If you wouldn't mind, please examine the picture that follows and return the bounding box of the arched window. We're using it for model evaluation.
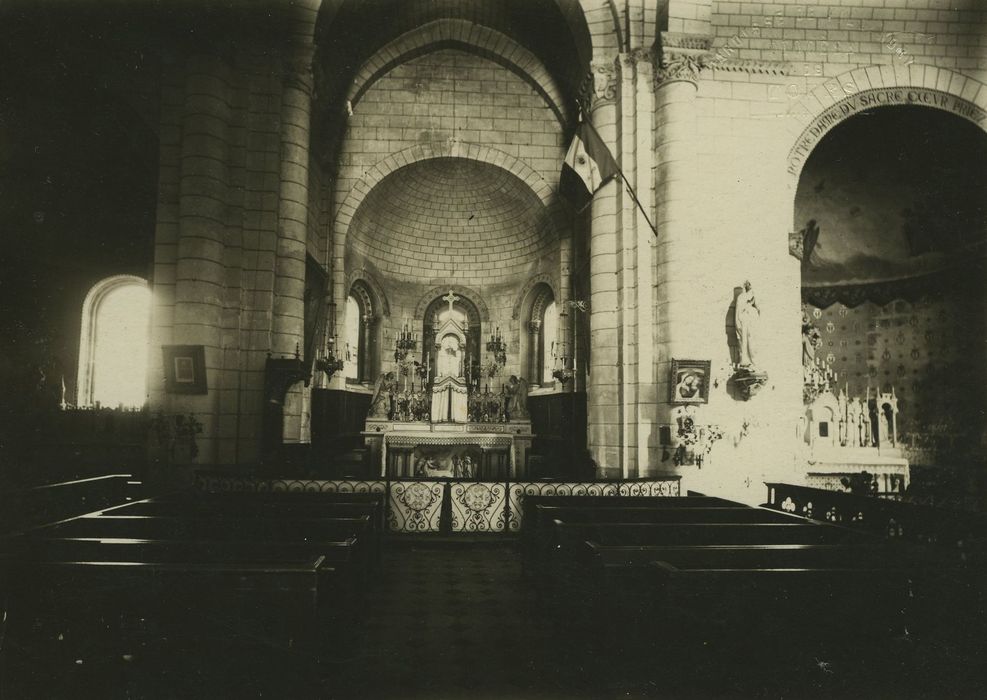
[343,295,361,380]
[524,283,556,387]
[541,300,558,384]
[343,281,378,384]
[77,275,150,409]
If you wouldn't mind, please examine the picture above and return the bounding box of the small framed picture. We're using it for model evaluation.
[162,345,207,394]
[669,359,711,404]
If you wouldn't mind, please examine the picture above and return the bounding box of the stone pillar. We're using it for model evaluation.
[653,55,702,433]
[584,58,622,478]
[274,40,315,445]
[360,314,375,382]
[528,320,542,383]
[173,53,233,465]
[632,50,659,476]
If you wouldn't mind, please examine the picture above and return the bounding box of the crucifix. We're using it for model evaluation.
[442,290,460,313]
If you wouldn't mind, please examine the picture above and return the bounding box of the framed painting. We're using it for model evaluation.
[162,345,207,394]
[669,359,711,404]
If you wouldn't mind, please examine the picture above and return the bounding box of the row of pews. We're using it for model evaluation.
[0,490,385,696]
[522,492,981,696]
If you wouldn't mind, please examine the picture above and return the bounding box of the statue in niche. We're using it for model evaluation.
[430,333,469,423]
[734,280,759,369]
[368,371,396,419]
[846,395,860,446]
[437,334,464,378]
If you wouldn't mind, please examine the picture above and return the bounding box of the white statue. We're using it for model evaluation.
[735,280,759,368]
[437,334,463,378]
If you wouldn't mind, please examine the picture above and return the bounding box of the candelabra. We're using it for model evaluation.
[315,303,344,378]
[486,326,506,366]
[394,321,417,361]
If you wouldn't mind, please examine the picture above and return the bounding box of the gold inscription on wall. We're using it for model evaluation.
[788,88,987,176]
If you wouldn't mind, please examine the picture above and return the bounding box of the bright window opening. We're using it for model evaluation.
[79,277,150,409]
[343,295,361,380]
[542,300,558,384]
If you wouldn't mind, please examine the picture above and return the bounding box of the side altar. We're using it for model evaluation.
[798,311,910,498]
[363,290,533,479]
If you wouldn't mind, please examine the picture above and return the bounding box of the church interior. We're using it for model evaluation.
[1,0,986,697]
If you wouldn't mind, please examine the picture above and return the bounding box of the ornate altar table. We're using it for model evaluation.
[363,419,533,479]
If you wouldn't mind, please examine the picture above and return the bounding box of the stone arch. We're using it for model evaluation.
[576,0,622,59]
[347,19,569,125]
[512,273,559,320]
[345,268,389,317]
[786,65,987,181]
[332,143,569,292]
[415,285,489,324]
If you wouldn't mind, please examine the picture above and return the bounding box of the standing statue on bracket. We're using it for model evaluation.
[504,375,529,420]
[729,281,768,400]
[368,371,396,419]
[735,280,759,369]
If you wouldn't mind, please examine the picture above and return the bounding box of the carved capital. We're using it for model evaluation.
[655,51,708,87]
[528,320,542,333]
[655,32,713,88]
[618,53,635,83]
[579,58,618,112]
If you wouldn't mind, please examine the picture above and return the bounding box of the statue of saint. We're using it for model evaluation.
[735,280,759,368]
[431,333,468,423]
[368,371,396,419]
[505,375,529,420]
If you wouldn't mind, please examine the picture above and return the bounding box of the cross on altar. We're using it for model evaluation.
[442,290,460,313]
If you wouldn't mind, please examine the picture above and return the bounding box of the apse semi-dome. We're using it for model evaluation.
[346,157,555,286]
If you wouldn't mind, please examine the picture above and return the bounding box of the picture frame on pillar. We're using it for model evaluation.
[162,345,207,394]
[669,359,711,404]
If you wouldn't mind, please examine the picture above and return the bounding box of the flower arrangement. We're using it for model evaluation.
[481,360,501,378]
[674,415,723,467]
[149,412,203,460]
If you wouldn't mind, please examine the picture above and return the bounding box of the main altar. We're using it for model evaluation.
[363,290,533,479]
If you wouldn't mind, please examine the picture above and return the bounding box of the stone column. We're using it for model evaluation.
[653,52,702,437]
[274,40,315,445]
[583,58,622,478]
[528,320,542,384]
[360,314,375,382]
[173,53,233,465]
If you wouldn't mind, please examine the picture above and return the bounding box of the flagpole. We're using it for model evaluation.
[582,118,659,238]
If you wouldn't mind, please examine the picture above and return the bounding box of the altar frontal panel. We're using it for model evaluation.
[388,481,444,532]
[449,482,507,533]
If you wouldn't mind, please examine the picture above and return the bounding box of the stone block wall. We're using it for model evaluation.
[637,0,987,502]
[149,2,324,467]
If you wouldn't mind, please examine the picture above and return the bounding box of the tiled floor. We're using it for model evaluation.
[329,541,585,700]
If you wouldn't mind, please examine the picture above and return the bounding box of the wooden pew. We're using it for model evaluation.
[4,552,349,678]
[519,495,740,571]
[126,491,387,534]
[526,504,807,575]
[0,474,134,534]
[114,499,375,519]
[47,514,371,540]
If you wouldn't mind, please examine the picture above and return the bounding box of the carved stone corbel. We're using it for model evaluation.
[579,58,618,113]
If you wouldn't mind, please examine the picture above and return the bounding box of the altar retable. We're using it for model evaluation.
[430,291,469,423]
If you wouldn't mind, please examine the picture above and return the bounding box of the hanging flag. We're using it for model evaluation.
[559,122,619,209]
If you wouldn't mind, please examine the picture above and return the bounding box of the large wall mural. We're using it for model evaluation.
[795,105,987,291]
